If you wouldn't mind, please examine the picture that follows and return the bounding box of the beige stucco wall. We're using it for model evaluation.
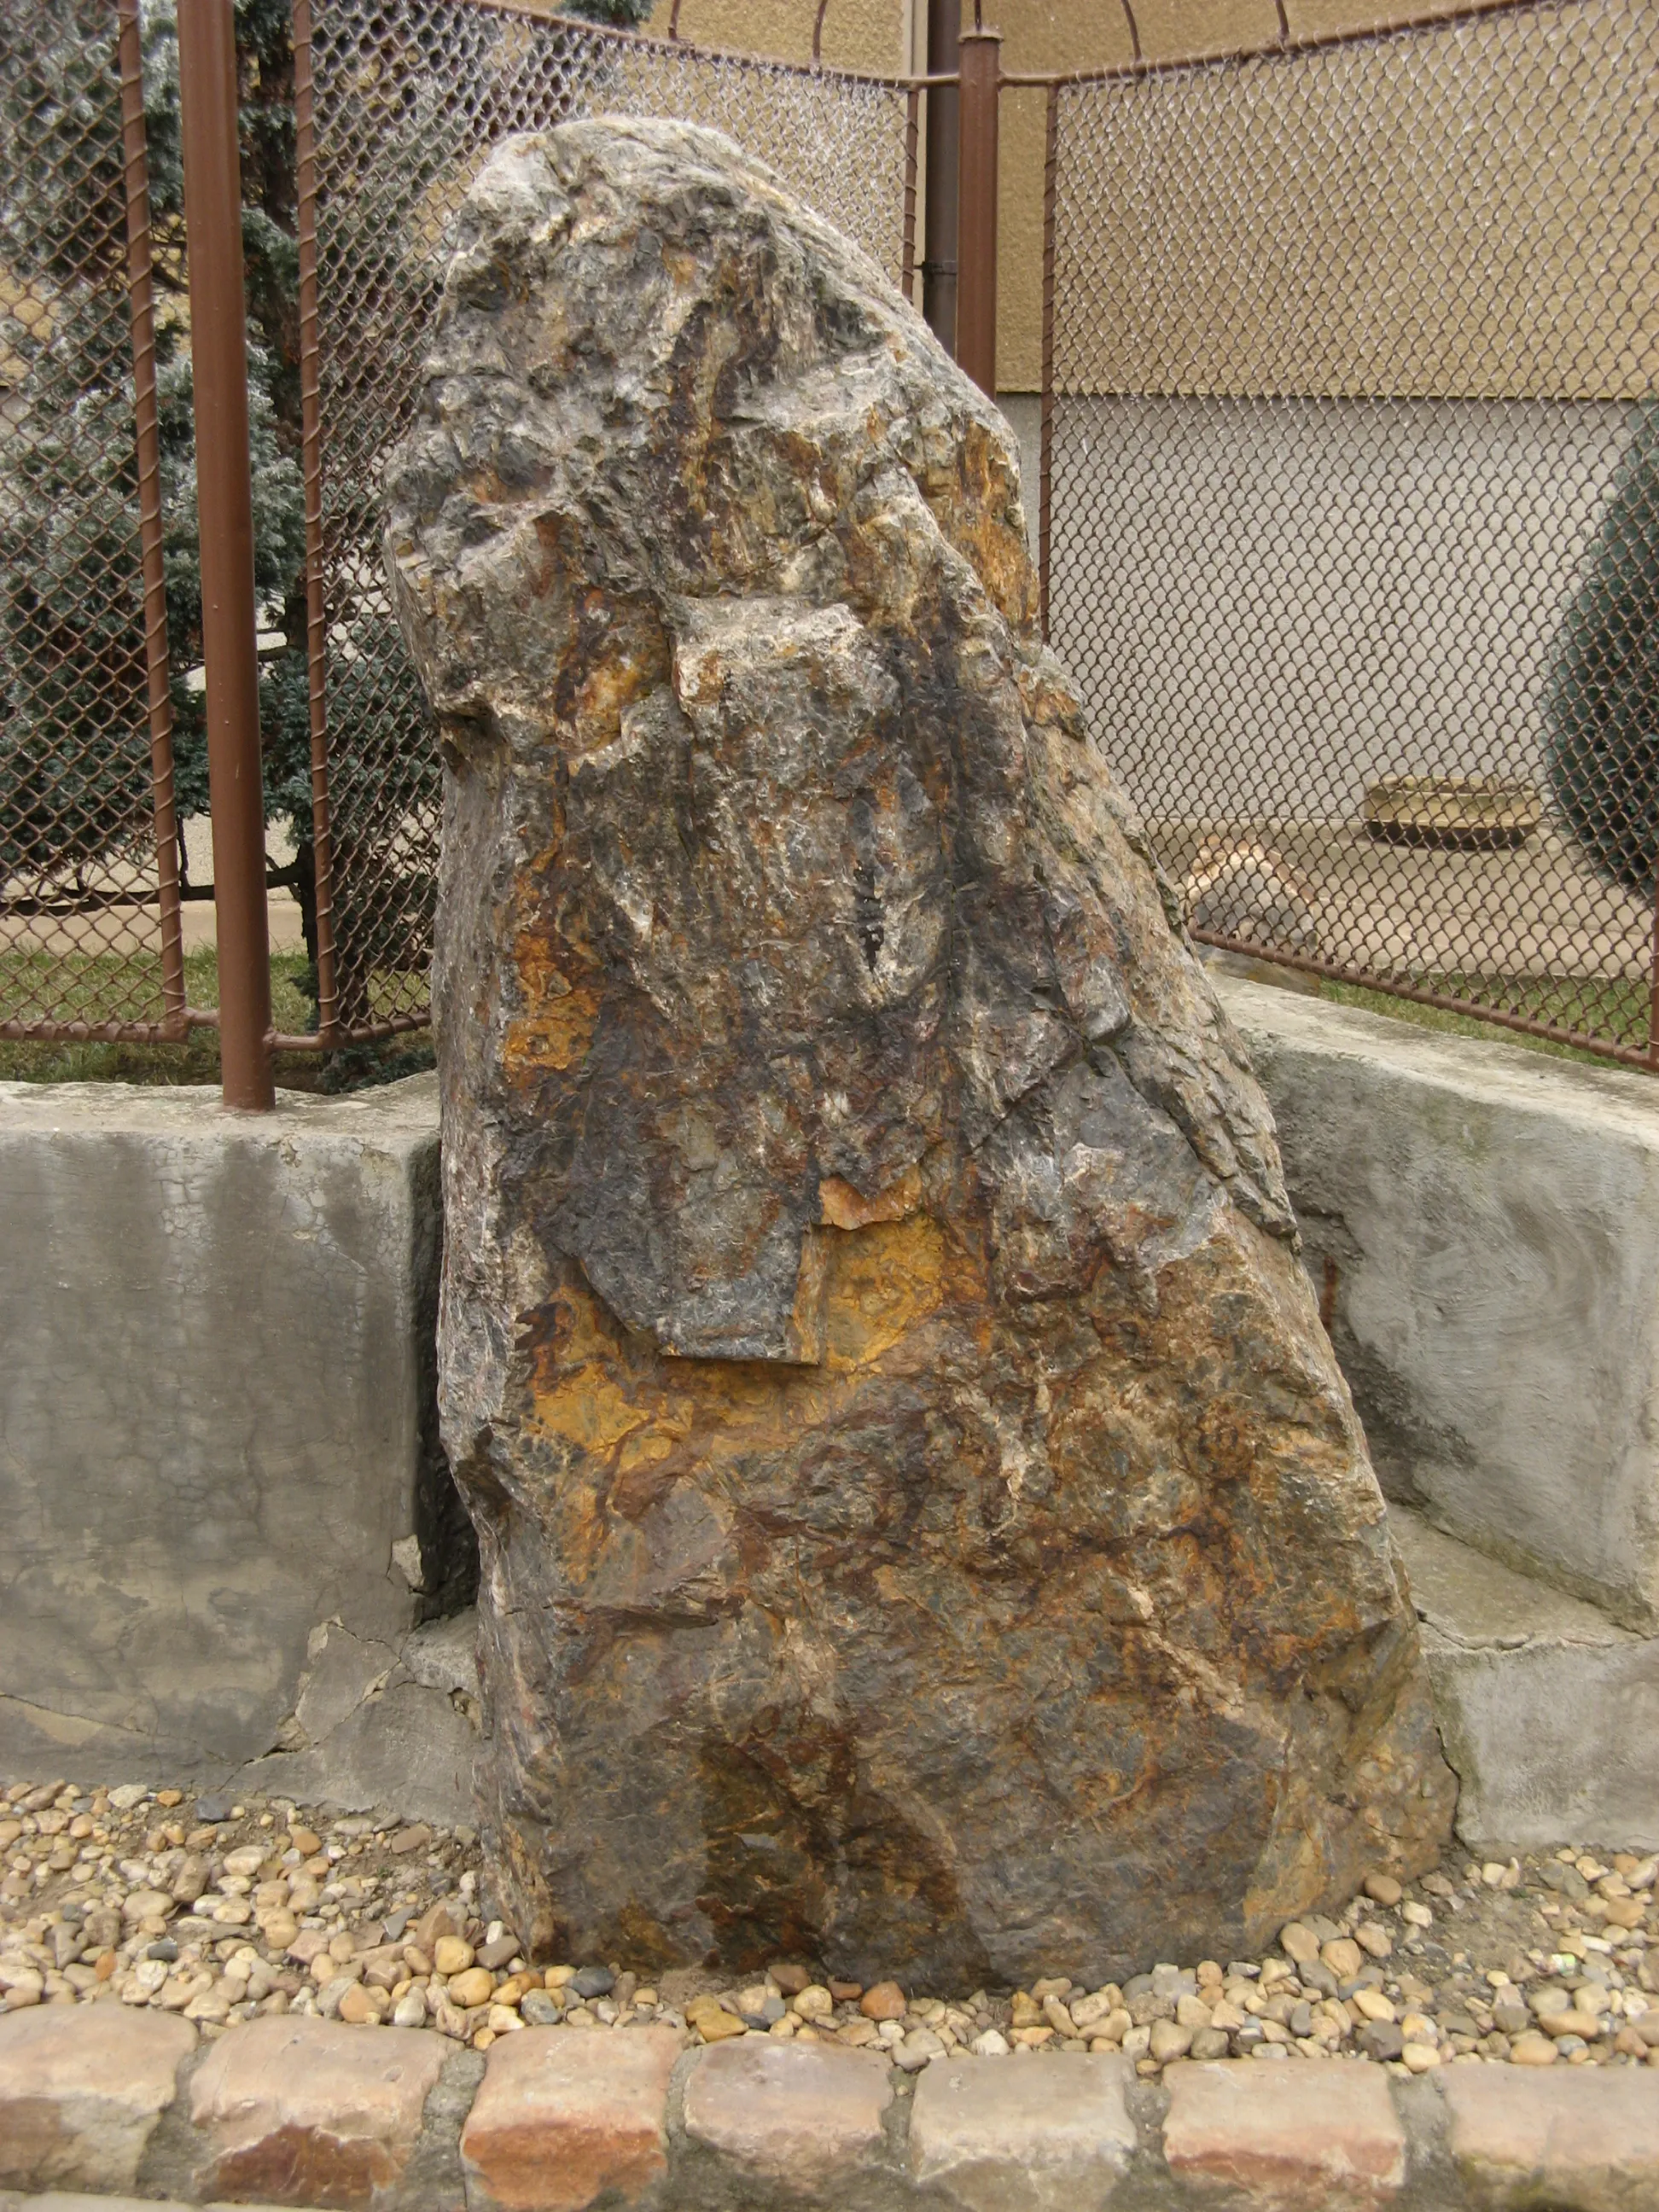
[643,0,913,73]
[635,2,1639,393]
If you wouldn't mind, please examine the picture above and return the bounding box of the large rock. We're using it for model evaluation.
[384,116,1454,1983]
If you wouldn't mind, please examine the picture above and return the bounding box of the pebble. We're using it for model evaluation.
[859,1979,906,2021]
[1511,2030,1560,2065]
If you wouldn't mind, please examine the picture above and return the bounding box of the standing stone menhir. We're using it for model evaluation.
[384,115,1454,1985]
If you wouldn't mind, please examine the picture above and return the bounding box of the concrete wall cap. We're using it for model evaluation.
[1216,975,1659,1140]
[0,1071,438,1144]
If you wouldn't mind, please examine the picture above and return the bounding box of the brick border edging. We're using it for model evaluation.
[3,2008,1657,2209]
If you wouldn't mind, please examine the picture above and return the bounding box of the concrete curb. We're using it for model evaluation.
[3,2011,1657,2209]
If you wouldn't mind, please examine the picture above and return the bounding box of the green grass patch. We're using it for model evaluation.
[0,947,432,1091]
[1316,975,1651,1069]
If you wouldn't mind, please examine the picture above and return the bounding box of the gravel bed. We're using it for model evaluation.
[3,1777,1656,2078]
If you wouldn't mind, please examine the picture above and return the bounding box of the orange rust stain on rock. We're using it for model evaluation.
[504,983,597,1074]
[783,1229,830,1366]
[505,930,598,1074]
[931,419,1036,633]
[524,1284,645,1457]
[531,510,569,598]
[527,1359,648,1458]
[818,1163,922,1231]
[526,1284,696,1462]
[523,1216,969,1479]
[572,645,663,743]
[822,1212,959,1372]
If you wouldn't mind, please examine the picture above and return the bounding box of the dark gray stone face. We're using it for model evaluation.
[385,116,1454,1985]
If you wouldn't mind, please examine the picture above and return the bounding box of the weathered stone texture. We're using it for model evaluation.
[187,2014,446,2207]
[459,2026,679,2211]
[1161,2059,1406,2210]
[909,2052,1137,2212]
[384,114,1453,1984]
[682,2037,892,2183]
[1441,2064,1659,2212]
[0,2007,194,2193]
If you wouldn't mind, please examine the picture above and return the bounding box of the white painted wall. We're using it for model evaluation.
[1010,393,1636,825]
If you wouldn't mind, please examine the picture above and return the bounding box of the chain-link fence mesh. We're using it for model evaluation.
[1,0,183,1041]
[300,0,916,1038]
[1044,0,1659,1065]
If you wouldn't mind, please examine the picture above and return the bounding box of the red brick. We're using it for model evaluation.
[682,2036,890,2181]
[460,2025,681,2212]
[1442,2061,1659,2210]
[1161,2058,1406,2209]
[909,2051,1137,2209]
[0,2005,195,2192]
[188,2013,446,2208]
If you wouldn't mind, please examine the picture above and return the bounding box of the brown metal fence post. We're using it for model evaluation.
[118,0,188,1037]
[292,0,341,1046]
[956,26,999,396]
[901,85,920,304]
[922,0,959,352]
[177,0,274,1107]
[1039,80,1057,638]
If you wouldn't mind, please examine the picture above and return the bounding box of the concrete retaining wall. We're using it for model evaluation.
[1216,976,1659,1634]
[0,1074,472,1808]
[5,990,1658,1842]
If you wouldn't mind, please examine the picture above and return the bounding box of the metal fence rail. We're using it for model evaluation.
[1041,0,1659,1067]
[0,0,185,1043]
[294,0,919,1042]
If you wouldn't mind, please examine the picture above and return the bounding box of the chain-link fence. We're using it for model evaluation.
[12,0,1658,1074]
[294,0,918,1040]
[1042,0,1659,1067]
[0,0,184,1043]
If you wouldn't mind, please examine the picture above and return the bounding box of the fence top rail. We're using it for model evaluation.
[453,0,952,93]
[1003,0,1571,90]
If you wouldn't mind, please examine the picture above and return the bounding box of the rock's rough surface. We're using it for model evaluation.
[384,114,1454,1984]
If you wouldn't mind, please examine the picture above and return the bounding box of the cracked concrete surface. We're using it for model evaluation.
[1393,1507,1659,1851]
[1218,976,1659,1853]
[236,1610,483,1828]
[1221,975,1659,1633]
[0,1075,475,1806]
